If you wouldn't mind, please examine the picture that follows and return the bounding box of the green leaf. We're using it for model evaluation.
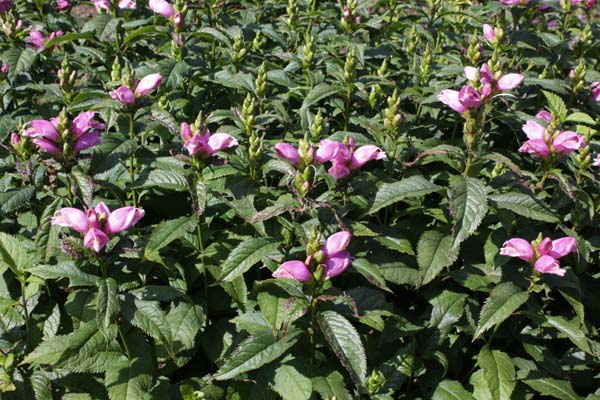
[312,371,352,400]
[522,377,582,400]
[121,295,174,356]
[105,358,154,400]
[4,48,37,78]
[71,169,94,208]
[0,232,31,277]
[29,262,98,286]
[449,176,488,250]
[97,278,119,339]
[417,230,457,286]
[429,290,468,331]
[131,168,188,191]
[432,380,476,400]
[545,315,600,357]
[272,364,313,400]
[258,290,308,333]
[378,343,415,393]
[565,112,596,125]
[351,258,392,292]
[300,83,340,111]
[166,302,205,352]
[488,193,558,223]
[369,175,442,214]
[219,238,281,282]
[542,90,567,123]
[478,346,515,400]
[44,32,94,48]
[214,330,301,381]
[474,282,528,339]
[34,197,63,262]
[0,186,35,214]
[318,310,367,386]
[144,216,197,262]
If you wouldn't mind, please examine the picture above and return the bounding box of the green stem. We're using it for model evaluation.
[118,323,132,359]
[128,114,137,207]
[20,279,30,349]
[196,213,208,299]
[344,86,352,131]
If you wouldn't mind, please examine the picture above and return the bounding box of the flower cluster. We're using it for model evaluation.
[276,138,385,180]
[180,122,238,159]
[27,30,63,50]
[110,73,162,106]
[500,236,576,276]
[22,111,104,157]
[149,0,183,28]
[52,203,144,253]
[438,62,524,114]
[518,111,585,158]
[273,231,352,282]
[93,0,136,12]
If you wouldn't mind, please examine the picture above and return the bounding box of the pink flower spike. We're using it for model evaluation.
[479,63,494,83]
[83,227,110,253]
[350,145,386,169]
[483,23,495,40]
[458,85,482,109]
[324,231,351,257]
[148,0,174,18]
[26,120,60,141]
[207,133,238,155]
[552,131,585,154]
[438,89,467,114]
[73,131,101,153]
[499,238,534,261]
[549,237,576,259]
[275,143,301,165]
[134,73,162,97]
[104,206,144,235]
[55,0,69,10]
[323,251,352,278]
[51,208,90,233]
[534,255,566,276]
[110,86,136,106]
[497,73,524,91]
[272,260,312,282]
[32,138,61,155]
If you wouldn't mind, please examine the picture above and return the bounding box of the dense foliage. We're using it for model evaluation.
[1,0,600,398]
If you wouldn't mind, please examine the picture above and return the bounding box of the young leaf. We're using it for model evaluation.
[449,176,488,250]
[368,175,442,214]
[474,282,528,339]
[318,310,367,386]
[213,330,301,380]
[477,346,515,400]
[417,230,457,286]
[218,238,281,282]
[272,364,313,400]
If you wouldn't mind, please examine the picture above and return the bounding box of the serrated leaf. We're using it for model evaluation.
[488,193,558,223]
[105,358,154,400]
[429,290,467,331]
[478,346,515,400]
[312,371,352,400]
[272,364,313,400]
[474,283,528,339]
[214,330,301,380]
[0,232,32,277]
[257,291,308,333]
[97,278,119,339]
[4,48,37,78]
[433,380,476,400]
[166,302,205,352]
[449,176,488,250]
[523,377,582,400]
[318,310,367,386]
[131,168,188,191]
[300,83,340,111]
[0,186,35,214]
[29,262,98,286]
[378,342,415,393]
[35,197,63,262]
[545,315,600,357]
[144,216,197,262]
[542,90,567,123]
[369,175,442,214]
[43,304,61,339]
[417,230,457,286]
[351,258,392,292]
[121,295,174,356]
[219,238,281,282]
[71,169,94,208]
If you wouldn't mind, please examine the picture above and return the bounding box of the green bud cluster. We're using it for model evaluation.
[232,32,247,65]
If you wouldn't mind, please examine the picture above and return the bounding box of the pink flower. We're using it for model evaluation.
[55,0,69,10]
[0,63,8,74]
[438,89,467,114]
[180,123,238,158]
[591,81,600,102]
[483,23,495,40]
[93,0,111,10]
[149,0,174,18]
[315,139,385,180]
[323,231,351,257]
[534,255,566,276]
[275,143,301,165]
[458,85,482,109]
[52,202,144,253]
[272,260,312,282]
[535,110,552,122]
[26,31,46,49]
[118,0,136,9]
[593,154,600,166]
[518,120,551,158]
[110,86,136,106]
[135,73,162,96]
[552,131,585,154]
[500,238,534,261]
[349,145,386,169]
[322,231,352,278]
[497,74,525,91]
[500,0,529,5]
[546,237,577,259]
